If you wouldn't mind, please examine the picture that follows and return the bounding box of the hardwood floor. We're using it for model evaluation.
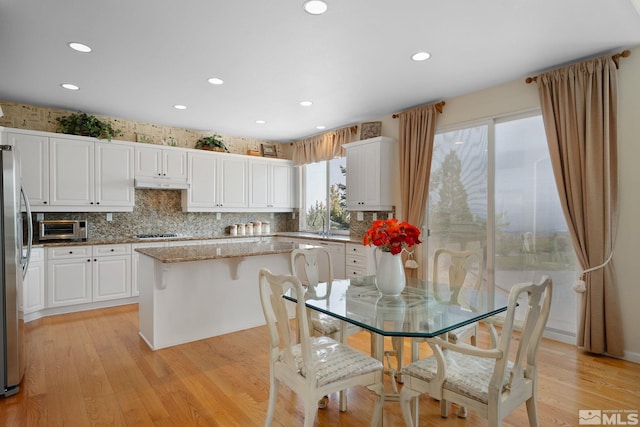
[1,304,638,426]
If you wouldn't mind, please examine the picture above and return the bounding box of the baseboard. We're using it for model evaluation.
[24,297,139,323]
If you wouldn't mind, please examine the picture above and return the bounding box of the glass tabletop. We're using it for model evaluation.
[284,276,509,338]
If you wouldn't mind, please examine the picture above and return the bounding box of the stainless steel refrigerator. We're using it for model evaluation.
[1,136,32,397]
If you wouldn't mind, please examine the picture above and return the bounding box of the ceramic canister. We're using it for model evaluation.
[237,223,245,236]
[261,221,270,234]
[229,224,237,236]
[253,221,262,234]
[246,223,253,235]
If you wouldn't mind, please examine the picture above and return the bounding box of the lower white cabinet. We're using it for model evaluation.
[131,242,166,296]
[23,247,45,314]
[92,244,132,302]
[47,244,131,308]
[279,237,346,280]
[345,243,376,278]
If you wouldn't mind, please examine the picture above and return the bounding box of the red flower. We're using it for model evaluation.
[363,218,421,254]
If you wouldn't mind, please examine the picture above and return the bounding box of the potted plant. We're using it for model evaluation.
[55,112,122,141]
[195,134,229,152]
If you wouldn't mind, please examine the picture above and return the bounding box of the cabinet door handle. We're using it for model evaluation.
[94,259,97,262]
[110,249,114,252]
[69,251,73,254]
[87,259,91,262]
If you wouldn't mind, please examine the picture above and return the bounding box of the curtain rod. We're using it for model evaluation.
[525,49,631,84]
[392,101,445,118]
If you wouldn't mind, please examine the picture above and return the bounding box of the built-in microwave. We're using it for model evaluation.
[38,220,88,241]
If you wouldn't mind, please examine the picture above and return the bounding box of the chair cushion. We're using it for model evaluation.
[311,313,341,336]
[292,336,383,387]
[401,350,512,403]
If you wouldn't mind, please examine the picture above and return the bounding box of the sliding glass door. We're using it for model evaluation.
[425,113,577,339]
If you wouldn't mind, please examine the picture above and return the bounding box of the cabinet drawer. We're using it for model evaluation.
[346,254,366,268]
[346,267,368,278]
[313,241,345,254]
[346,243,368,256]
[47,245,92,259]
[93,244,132,256]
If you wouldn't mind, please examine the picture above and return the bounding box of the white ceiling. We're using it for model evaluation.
[1,0,639,142]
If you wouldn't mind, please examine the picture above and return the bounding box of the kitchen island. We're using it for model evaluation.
[136,241,296,350]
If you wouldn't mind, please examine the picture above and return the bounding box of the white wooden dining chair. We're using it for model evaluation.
[291,247,363,409]
[291,247,342,340]
[432,248,484,345]
[399,275,552,427]
[258,268,384,427]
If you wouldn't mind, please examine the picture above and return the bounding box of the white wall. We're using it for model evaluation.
[377,46,640,361]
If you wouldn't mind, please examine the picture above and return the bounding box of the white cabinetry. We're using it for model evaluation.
[10,132,49,207]
[23,247,45,314]
[7,127,135,212]
[49,138,135,210]
[343,136,394,211]
[95,142,135,208]
[47,245,92,307]
[134,145,187,182]
[345,243,376,278]
[92,244,132,302]
[182,151,248,211]
[279,237,346,280]
[132,242,166,296]
[249,159,296,211]
[47,244,132,308]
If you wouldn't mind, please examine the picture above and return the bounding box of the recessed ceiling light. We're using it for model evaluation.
[61,83,79,90]
[303,0,328,15]
[316,125,326,130]
[208,77,224,85]
[411,51,431,61]
[299,101,313,107]
[174,104,187,110]
[256,120,266,124]
[68,42,92,53]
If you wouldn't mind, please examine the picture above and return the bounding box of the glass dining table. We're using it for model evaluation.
[284,274,509,422]
[285,275,508,356]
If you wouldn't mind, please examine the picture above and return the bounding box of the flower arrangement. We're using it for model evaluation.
[363,218,422,255]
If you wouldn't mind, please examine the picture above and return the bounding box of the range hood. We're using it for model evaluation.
[134,177,190,190]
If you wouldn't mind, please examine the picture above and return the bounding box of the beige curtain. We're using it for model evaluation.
[534,54,623,356]
[292,126,353,165]
[398,103,442,277]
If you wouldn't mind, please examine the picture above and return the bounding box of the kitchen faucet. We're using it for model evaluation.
[311,214,327,237]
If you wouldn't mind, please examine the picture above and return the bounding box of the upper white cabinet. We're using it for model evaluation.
[50,137,95,206]
[343,136,394,211]
[249,158,296,211]
[135,145,187,182]
[50,137,134,210]
[182,151,248,211]
[10,132,50,207]
[7,128,135,212]
[95,142,135,207]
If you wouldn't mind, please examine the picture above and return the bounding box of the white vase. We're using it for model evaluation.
[375,250,406,296]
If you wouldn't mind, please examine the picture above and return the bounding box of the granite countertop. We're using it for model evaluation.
[32,232,363,247]
[275,231,363,244]
[33,234,273,247]
[135,241,299,263]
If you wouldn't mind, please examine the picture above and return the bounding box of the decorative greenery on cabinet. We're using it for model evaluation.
[195,134,229,152]
[56,112,122,141]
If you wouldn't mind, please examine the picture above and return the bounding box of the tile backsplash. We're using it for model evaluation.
[35,189,297,240]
